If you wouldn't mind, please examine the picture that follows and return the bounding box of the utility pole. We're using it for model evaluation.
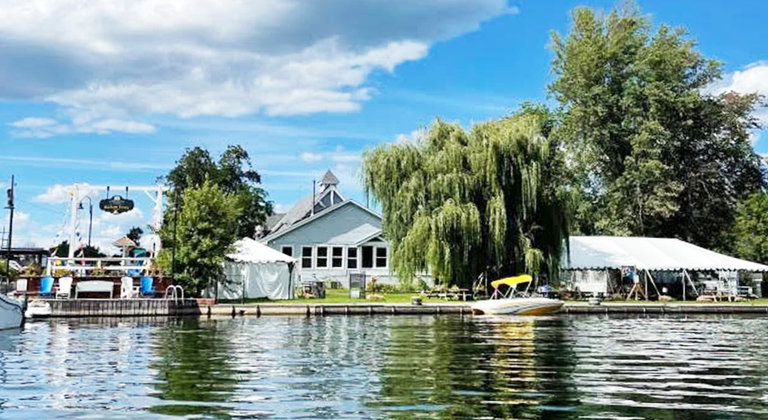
[5,175,15,291]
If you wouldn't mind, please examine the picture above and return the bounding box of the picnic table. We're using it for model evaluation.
[423,288,473,301]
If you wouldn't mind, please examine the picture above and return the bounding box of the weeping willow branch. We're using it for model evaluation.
[363,109,571,288]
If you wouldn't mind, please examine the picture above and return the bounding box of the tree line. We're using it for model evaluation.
[363,3,767,288]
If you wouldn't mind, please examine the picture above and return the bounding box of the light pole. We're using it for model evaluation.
[5,175,15,291]
[78,196,94,249]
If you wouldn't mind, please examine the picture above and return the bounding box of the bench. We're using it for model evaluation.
[75,280,114,299]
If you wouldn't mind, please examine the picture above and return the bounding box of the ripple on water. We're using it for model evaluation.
[1,314,768,418]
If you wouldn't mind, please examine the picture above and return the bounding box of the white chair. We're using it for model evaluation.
[14,278,28,296]
[56,277,73,299]
[120,277,139,299]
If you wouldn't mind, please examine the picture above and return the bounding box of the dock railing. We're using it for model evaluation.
[46,256,153,276]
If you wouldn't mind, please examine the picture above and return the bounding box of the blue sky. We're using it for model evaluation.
[1,0,767,252]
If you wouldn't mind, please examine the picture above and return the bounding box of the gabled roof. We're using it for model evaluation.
[320,170,340,186]
[566,236,768,272]
[268,183,344,236]
[261,200,382,244]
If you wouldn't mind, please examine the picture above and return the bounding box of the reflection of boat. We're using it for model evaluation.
[472,275,563,315]
[0,295,23,330]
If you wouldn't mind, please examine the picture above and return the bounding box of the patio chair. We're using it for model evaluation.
[39,276,55,297]
[55,277,73,299]
[140,276,156,297]
[14,278,28,296]
[120,277,140,299]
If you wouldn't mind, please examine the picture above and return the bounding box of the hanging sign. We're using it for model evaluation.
[99,195,134,214]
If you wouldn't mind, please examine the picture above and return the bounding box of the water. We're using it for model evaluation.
[1,315,768,419]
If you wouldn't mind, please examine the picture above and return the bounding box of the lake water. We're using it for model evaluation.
[1,314,768,419]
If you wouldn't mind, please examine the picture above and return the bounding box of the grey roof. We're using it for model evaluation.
[265,213,285,231]
[320,170,339,186]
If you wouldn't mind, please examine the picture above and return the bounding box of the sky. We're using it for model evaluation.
[1,0,767,254]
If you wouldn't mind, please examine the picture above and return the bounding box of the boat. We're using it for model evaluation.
[471,275,564,315]
[0,294,24,330]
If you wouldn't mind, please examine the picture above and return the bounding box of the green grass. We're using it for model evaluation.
[232,288,463,305]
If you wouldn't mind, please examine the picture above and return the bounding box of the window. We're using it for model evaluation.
[361,246,373,269]
[302,247,312,268]
[332,247,344,268]
[281,246,293,257]
[375,247,387,268]
[316,246,328,268]
[347,247,358,269]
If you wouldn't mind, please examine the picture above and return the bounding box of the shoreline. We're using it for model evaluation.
[22,298,768,318]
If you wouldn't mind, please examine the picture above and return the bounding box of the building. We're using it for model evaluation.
[260,170,398,285]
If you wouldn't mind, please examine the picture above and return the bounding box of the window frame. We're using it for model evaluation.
[316,246,329,268]
[375,246,388,268]
[331,246,344,269]
[347,247,358,270]
[281,245,293,257]
[301,246,313,269]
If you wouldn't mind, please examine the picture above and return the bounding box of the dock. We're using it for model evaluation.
[22,299,768,319]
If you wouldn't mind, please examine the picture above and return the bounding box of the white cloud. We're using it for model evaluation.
[0,0,512,133]
[9,114,155,138]
[299,150,361,163]
[395,128,427,144]
[713,61,768,127]
[300,152,324,162]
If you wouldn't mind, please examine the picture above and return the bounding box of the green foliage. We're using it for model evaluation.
[733,192,768,264]
[162,145,273,239]
[158,180,241,297]
[127,226,143,243]
[362,108,570,288]
[550,3,764,249]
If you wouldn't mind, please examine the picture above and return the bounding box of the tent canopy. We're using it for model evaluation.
[227,238,296,264]
[566,236,768,272]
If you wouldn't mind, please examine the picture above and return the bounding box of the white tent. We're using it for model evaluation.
[566,236,768,271]
[217,238,296,300]
[564,236,768,299]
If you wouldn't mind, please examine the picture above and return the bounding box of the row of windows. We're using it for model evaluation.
[281,245,387,269]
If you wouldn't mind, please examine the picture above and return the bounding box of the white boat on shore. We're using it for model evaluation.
[471,275,563,315]
[0,294,24,330]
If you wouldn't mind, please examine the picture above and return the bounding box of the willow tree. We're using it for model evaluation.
[363,107,570,288]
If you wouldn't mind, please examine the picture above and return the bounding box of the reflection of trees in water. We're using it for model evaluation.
[149,318,240,418]
[370,316,578,419]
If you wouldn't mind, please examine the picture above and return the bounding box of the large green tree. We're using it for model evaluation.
[732,192,768,264]
[550,4,764,249]
[158,180,241,296]
[162,145,273,239]
[362,107,570,288]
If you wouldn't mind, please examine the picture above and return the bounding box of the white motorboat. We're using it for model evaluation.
[0,294,24,330]
[472,275,563,315]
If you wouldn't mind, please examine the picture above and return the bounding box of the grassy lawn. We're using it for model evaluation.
[233,288,464,305]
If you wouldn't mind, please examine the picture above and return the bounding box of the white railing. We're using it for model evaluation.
[46,256,153,276]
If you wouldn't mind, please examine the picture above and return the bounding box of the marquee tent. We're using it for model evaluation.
[563,236,768,299]
[566,236,768,271]
[216,238,296,300]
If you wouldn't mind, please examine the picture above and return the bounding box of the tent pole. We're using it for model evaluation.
[682,269,686,301]
[685,270,698,296]
[646,269,661,299]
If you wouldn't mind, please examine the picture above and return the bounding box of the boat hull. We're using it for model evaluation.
[0,295,23,330]
[471,298,564,315]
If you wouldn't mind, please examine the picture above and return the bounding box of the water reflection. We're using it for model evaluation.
[1,315,768,418]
